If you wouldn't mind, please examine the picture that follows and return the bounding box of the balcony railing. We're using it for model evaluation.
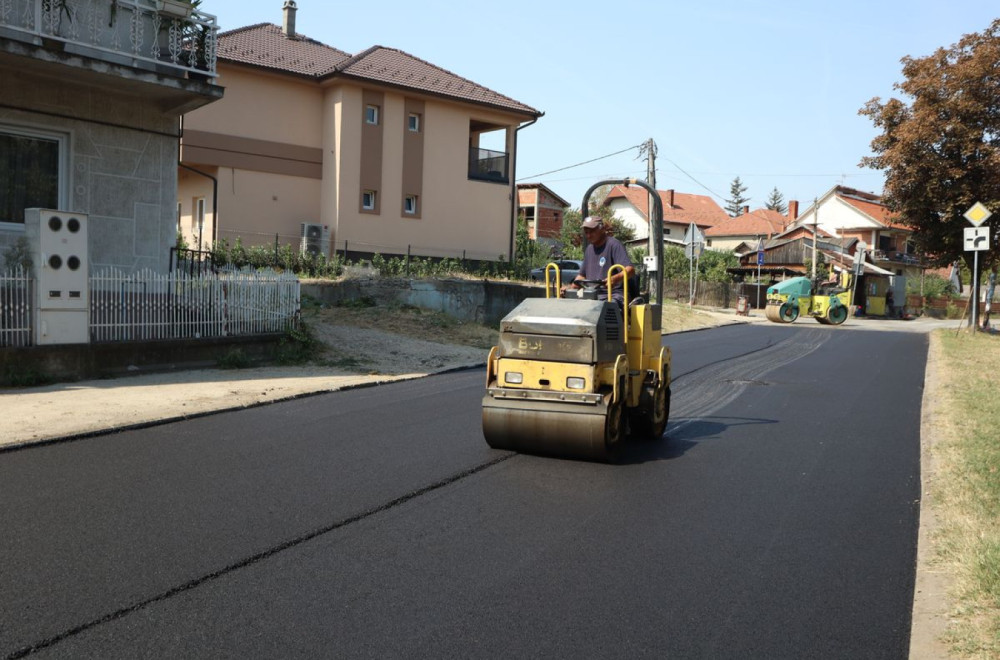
[0,0,218,78]
[468,147,509,184]
[872,249,922,265]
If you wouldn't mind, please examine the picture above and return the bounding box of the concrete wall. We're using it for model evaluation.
[0,75,181,273]
[301,278,543,326]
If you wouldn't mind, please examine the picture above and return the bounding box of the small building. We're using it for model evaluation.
[517,183,569,249]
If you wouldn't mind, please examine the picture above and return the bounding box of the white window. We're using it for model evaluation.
[0,126,67,226]
[408,113,421,132]
[404,195,418,215]
[176,202,182,233]
[362,190,377,210]
[365,105,380,125]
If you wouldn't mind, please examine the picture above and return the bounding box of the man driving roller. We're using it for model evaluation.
[567,216,635,306]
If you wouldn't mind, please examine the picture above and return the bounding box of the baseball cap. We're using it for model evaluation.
[581,216,603,229]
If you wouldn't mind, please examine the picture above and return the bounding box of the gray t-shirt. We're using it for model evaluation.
[581,236,632,303]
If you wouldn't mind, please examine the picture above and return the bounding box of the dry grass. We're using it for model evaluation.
[931,330,1000,657]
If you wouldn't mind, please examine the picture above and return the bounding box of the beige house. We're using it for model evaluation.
[179,2,541,263]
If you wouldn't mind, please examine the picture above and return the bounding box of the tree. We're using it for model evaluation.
[725,177,750,217]
[765,187,787,214]
[859,19,1000,270]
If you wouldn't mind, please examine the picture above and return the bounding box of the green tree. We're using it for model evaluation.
[859,19,1000,270]
[725,176,750,217]
[765,187,787,214]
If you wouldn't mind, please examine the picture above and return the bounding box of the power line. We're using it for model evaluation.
[518,143,643,180]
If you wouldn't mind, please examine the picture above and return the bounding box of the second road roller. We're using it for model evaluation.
[482,178,671,462]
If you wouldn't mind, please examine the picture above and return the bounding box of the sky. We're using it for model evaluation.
[202,0,999,213]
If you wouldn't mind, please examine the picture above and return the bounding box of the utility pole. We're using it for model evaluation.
[812,197,819,281]
[640,138,658,284]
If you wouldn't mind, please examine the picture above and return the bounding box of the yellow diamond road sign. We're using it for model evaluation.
[964,202,992,227]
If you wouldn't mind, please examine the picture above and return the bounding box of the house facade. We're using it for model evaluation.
[0,0,223,272]
[791,186,922,279]
[517,183,568,248]
[603,186,728,246]
[179,3,541,264]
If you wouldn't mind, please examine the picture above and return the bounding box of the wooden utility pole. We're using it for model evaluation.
[812,197,819,280]
[641,138,658,265]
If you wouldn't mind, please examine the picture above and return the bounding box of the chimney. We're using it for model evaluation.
[788,200,799,222]
[283,0,297,38]
[666,189,675,209]
[742,205,749,216]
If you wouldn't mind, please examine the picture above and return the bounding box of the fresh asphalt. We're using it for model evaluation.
[0,324,925,658]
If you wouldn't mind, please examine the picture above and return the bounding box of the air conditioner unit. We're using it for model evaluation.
[300,223,330,259]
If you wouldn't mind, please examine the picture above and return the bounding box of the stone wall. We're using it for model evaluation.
[0,72,180,273]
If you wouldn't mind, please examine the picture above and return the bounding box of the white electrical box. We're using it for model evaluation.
[643,255,658,272]
[24,208,91,345]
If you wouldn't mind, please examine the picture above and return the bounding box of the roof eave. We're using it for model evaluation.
[323,71,541,119]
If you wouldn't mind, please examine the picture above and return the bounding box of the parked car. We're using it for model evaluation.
[529,259,583,284]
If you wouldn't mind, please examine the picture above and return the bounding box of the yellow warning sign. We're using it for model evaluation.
[964,202,992,227]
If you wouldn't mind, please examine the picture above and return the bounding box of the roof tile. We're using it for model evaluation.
[705,208,789,237]
[216,25,539,116]
[604,186,729,228]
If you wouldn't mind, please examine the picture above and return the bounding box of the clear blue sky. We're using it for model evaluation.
[204,0,999,212]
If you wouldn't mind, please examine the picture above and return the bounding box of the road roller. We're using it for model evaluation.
[764,273,852,325]
[482,178,671,462]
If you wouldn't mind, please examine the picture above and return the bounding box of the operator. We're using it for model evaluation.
[566,216,635,306]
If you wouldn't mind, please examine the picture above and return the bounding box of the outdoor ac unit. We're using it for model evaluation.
[300,223,330,259]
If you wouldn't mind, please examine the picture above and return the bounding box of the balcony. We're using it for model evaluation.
[468,147,509,184]
[872,249,922,266]
[0,0,218,82]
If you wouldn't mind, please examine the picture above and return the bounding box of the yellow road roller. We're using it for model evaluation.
[764,274,852,325]
[482,179,671,462]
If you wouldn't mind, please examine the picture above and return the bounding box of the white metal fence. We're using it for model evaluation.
[0,266,32,348]
[90,268,300,342]
[0,268,299,346]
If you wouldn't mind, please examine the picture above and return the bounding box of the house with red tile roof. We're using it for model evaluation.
[178,2,541,263]
[517,183,569,248]
[602,186,728,246]
[704,205,797,253]
[789,186,922,278]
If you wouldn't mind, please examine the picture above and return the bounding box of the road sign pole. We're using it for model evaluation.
[972,250,979,332]
[756,261,761,310]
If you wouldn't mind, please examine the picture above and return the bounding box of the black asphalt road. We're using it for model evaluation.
[0,325,925,659]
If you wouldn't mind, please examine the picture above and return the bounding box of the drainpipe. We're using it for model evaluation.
[510,113,543,263]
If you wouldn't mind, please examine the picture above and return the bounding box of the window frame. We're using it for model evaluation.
[408,113,421,132]
[0,124,70,229]
[403,195,418,215]
[365,105,380,126]
[362,189,377,211]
